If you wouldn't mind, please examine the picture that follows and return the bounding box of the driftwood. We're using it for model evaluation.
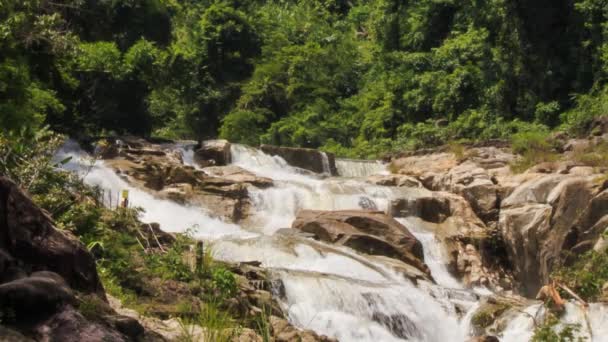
[557,283,588,307]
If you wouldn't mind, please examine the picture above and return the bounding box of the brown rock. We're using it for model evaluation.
[366,174,422,188]
[499,175,601,295]
[292,210,428,274]
[194,139,232,167]
[269,316,337,342]
[0,177,103,295]
[260,144,337,175]
[390,196,451,223]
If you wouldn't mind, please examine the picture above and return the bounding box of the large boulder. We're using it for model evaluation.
[260,144,338,175]
[0,177,103,295]
[389,191,505,289]
[499,175,602,295]
[0,271,75,321]
[102,141,272,222]
[0,177,155,340]
[434,161,499,222]
[292,210,428,274]
[194,139,231,167]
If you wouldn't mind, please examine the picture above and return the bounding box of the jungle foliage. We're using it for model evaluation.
[4,0,608,157]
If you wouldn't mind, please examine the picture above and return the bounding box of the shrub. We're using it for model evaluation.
[179,300,239,342]
[570,141,608,169]
[510,129,559,173]
[554,250,608,302]
[211,267,237,298]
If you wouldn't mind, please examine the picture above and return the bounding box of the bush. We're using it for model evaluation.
[554,250,608,302]
[211,267,237,298]
[561,86,608,136]
[510,128,559,173]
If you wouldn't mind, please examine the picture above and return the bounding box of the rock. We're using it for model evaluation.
[103,141,273,222]
[269,316,337,342]
[372,312,421,340]
[470,295,526,336]
[0,177,103,295]
[104,314,145,339]
[232,328,263,342]
[194,139,231,167]
[391,152,458,181]
[565,189,608,256]
[499,175,600,295]
[260,144,337,175]
[0,272,75,321]
[0,326,35,342]
[563,138,591,152]
[390,196,451,223]
[292,210,428,274]
[590,115,608,136]
[434,161,499,222]
[456,244,491,288]
[203,165,273,188]
[366,174,422,188]
[34,306,129,342]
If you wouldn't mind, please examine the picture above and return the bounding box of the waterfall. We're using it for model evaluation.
[55,141,253,240]
[336,159,388,178]
[321,152,331,175]
[396,217,463,289]
[56,140,608,341]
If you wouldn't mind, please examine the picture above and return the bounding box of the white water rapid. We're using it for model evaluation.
[56,140,608,341]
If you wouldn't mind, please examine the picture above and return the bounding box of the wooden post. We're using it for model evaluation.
[195,241,204,275]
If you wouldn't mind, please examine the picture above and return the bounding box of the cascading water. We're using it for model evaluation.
[321,152,332,175]
[54,141,253,239]
[55,140,608,341]
[170,142,204,170]
[396,217,462,289]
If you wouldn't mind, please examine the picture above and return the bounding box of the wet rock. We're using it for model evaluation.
[269,316,337,342]
[456,244,491,288]
[372,312,421,340]
[102,141,272,222]
[292,210,428,274]
[260,144,337,175]
[203,165,273,188]
[390,196,451,223]
[194,139,231,166]
[470,295,526,336]
[0,177,103,295]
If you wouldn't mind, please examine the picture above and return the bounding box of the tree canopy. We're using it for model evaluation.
[3,0,608,156]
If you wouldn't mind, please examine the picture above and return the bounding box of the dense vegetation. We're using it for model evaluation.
[0,131,253,340]
[3,0,608,157]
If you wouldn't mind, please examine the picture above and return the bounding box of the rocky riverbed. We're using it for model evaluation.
[2,127,608,341]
